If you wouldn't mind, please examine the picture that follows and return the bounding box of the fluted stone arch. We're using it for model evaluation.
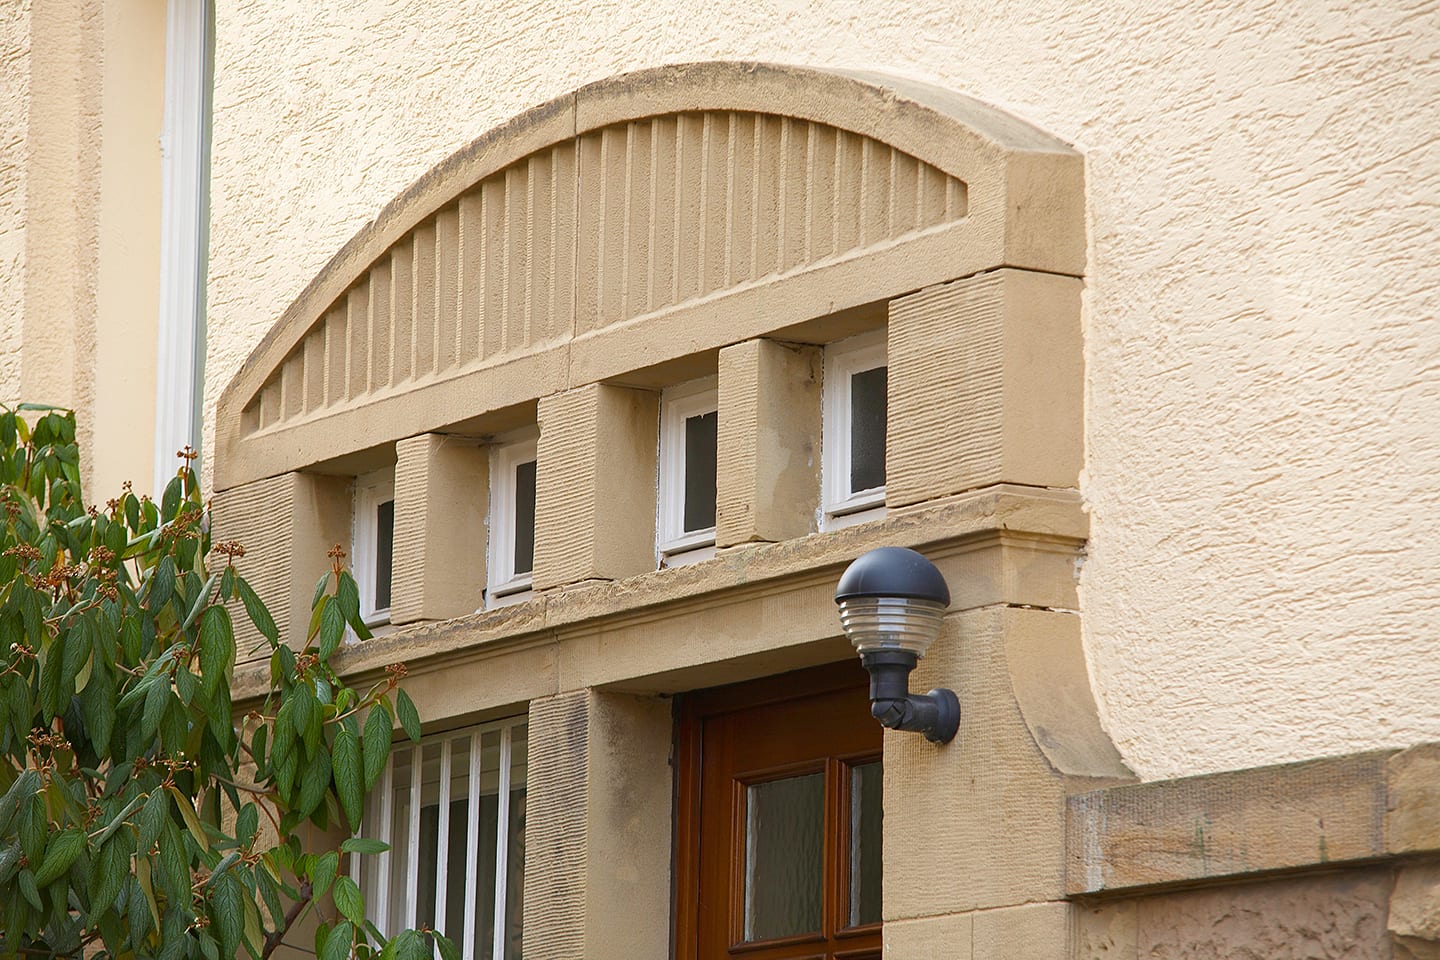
[213,61,1084,490]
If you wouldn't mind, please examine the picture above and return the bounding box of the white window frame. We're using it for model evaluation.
[822,329,888,530]
[353,715,528,960]
[657,377,718,566]
[353,467,395,625]
[486,430,539,607]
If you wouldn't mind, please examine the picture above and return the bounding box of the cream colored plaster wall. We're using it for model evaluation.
[0,2,32,406]
[0,0,165,499]
[206,0,1440,779]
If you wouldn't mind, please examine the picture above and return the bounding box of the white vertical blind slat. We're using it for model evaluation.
[491,726,513,960]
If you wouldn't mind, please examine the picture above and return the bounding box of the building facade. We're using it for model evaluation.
[4,1,1440,957]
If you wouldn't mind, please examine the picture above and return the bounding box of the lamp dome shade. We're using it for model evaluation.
[834,547,950,606]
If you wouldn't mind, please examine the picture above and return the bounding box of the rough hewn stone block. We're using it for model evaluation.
[522,690,671,960]
[533,384,658,588]
[212,471,350,654]
[887,269,1082,506]
[1067,751,1389,894]
[716,338,821,546]
[970,902,1071,960]
[389,433,488,624]
[884,912,974,959]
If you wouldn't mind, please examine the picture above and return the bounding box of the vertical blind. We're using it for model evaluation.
[355,717,528,960]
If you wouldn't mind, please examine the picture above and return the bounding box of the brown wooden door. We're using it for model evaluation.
[676,662,883,960]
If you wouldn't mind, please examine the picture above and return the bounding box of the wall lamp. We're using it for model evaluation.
[834,546,959,745]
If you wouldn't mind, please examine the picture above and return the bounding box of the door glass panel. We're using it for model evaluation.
[849,761,883,927]
[743,772,824,942]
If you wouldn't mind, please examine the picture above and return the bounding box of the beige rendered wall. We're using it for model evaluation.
[204,0,1440,780]
[0,0,165,500]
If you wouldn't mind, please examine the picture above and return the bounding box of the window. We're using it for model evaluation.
[353,468,396,625]
[676,663,881,959]
[658,377,718,565]
[822,330,888,529]
[354,717,528,960]
[487,431,538,606]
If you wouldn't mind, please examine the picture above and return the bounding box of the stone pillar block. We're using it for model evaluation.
[716,338,821,547]
[522,690,672,960]
[389,433,488,625]
[971,902,1072,960]
[887,269,1082,506]
[884,607,1071,919]
[211,471,350,652]
[533,383,658,588]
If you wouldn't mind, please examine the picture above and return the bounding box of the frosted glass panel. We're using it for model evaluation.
[849,761,882,926]
[743,772,824,941]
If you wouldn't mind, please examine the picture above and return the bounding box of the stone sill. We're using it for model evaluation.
[233,483,1083,701]
[1067,742,1440,897]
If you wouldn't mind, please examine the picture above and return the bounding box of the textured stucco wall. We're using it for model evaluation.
[0,1,32,407]
[205,0,1440,779]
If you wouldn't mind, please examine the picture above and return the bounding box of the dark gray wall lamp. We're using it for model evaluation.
[834,546,960,745]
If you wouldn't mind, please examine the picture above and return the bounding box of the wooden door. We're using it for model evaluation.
[676,662,883,960]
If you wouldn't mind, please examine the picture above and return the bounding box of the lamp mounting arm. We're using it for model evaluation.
[860,649,961,745]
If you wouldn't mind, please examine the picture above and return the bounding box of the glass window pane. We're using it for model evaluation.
[416,741,444,931]
[385,746,414,935]
[504,724,527,960]
[849,366,887,493]
[682,411,717,533]
[375,498,395,610]
[743,772,824,942]
[849,761,883,927]
[441,736,472,943]
[474,730,502,960]
[513,460,536,576]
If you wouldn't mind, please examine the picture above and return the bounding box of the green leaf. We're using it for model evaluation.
[395,689,421,742]
[236,577,279,646]
[184,570,221,632]
[141,676,169,740]
[434,931,461,960]
[332,726,362,831]
[160,475,183,523]
[336,572,361,624]
[321,920,353,960]
[361,705,392,791]
[18,866,42,910]
[292,681,321,757]
[211,871,246,960]
[32,826,86,887]
[236,803,259,847]
[318,599,345,660]
[149,555,176,610]
[312,848,340,898]
[166,786,209,851]
[340,837,389,855]
[137,788,168,854]
[92,792,145,847]
[297,746,332,817]
[199,605,235,699]
[331,875,365,925]
[393,929,428,960]
[87,832,129,920]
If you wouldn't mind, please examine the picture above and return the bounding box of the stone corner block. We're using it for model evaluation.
[389,434,489,625]
[887,269,1082,507]
[1388,743,1440,855]
[212,471,350,651]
